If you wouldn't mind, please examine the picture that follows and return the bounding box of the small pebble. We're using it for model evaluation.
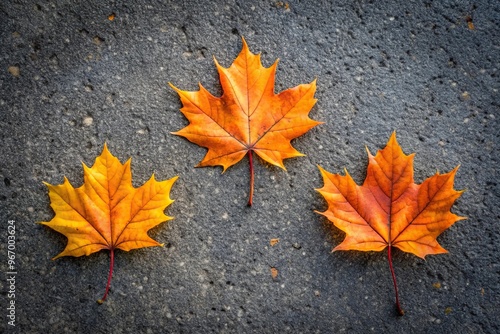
[83,117,93,126]
[8,66,20,77]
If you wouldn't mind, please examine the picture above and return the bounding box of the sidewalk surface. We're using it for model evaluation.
[1,1,499,333]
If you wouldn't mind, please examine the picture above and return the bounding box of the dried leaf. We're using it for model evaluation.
[316,132,465,315]
[41,144,177,302]
[170,38,321,205]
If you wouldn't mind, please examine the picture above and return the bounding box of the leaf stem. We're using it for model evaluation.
[98,248,115,304]
[247,150,254,206]
[388,246,404,315]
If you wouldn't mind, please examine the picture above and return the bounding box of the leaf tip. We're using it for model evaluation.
[365,145,372,157]
[102,142,110,154]
[317,165,332,180]
[388,131,399,147]
[241,36,249,50]
[169,175,180,183]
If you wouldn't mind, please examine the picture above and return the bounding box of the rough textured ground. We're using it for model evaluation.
[1,0,499,333]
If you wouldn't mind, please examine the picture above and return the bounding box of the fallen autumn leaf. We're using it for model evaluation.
[41,144,177,303]
[316,132,465,315]
[170,37,321,205]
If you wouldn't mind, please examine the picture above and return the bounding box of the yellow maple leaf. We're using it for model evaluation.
[41,144,177,303]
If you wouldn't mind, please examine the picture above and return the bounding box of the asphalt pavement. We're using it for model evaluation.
[1,0,499,333]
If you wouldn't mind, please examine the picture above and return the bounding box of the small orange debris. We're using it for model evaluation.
[270,267,278,279]
[8,66,20,77]
[466,16,474,30]
[270,238,279,246]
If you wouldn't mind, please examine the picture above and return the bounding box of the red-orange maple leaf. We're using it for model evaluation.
[41,144,177,303]
[316,132,465,315]
[170,38,321,205]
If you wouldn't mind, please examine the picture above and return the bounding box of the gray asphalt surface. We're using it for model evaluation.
[1,0,499,333]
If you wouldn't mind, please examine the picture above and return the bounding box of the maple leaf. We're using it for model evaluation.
[315,132,465,315]
[41,144,177,303]
[170,38,322,205]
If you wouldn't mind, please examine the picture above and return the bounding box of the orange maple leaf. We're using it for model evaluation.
[41,144,177,303]
[170,38,321,205]
[316,132,465,315]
